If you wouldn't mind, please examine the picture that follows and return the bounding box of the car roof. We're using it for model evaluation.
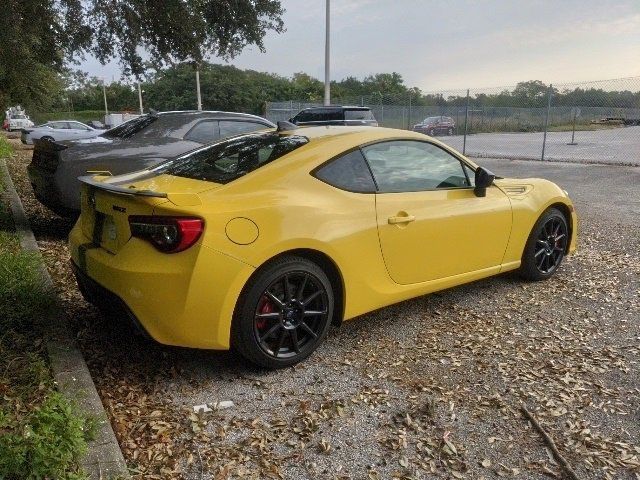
[300,106,371,111]
[156,110,274,124]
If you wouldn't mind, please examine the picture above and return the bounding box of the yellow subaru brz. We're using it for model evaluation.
[69,125,576,368]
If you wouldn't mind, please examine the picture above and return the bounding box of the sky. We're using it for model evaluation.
[81,0,640,92]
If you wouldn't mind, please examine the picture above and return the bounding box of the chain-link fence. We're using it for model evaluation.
[266,77,640,165]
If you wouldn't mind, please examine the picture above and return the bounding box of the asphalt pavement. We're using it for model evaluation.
[439,126,640,165]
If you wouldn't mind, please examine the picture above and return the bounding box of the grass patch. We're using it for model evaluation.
[0,140,91,479]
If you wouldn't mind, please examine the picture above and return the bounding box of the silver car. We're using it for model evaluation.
[27,111,275,215]
[21,121,105,145]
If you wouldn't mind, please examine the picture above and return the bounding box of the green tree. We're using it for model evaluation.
[1,0,285,113]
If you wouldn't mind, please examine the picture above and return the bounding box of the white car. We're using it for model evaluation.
[7,114,34,131]
[21,121,105,145]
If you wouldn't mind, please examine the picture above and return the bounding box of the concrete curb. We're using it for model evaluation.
[0,158,129,480]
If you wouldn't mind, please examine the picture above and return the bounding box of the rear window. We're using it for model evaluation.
[101,115,158,139]
[345,109,375,121]
[152,132,308,184]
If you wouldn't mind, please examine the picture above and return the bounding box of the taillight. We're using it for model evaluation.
[128,216,204,253]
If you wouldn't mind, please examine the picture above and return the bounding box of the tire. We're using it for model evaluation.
[448,128,454,136]
[428,129,435,136]
[231,255,334,369]
[519,208,568,281]
[40,136,54,142]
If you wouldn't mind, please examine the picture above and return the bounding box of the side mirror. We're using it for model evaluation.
[474,167,495,197]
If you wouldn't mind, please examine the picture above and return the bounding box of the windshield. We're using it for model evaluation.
[101,115,158,139]
[151,132,308,184]
[345,109,375,120]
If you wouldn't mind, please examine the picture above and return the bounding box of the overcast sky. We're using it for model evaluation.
[82,0,640,92]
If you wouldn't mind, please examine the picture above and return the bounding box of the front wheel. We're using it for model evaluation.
[40,136,54,142]
[231,256,334,369]
[519,208,568,281]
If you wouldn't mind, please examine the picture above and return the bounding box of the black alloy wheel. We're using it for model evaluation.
[520,208,569,280]
[232,256,333,368]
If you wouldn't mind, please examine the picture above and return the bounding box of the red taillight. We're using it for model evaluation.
[128,216,204,253]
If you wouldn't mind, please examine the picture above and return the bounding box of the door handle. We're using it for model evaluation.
[388,214,416,225]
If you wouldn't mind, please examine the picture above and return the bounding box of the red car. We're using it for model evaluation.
[413,116,455,136]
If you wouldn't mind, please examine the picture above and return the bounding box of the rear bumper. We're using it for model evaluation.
[68,222,255,349]
[27,165,76,216]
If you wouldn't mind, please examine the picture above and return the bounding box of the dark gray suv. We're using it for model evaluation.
[27,111,275,215]
[290,106,378,127]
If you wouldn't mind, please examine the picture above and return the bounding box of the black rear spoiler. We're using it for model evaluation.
[78,175,168,198]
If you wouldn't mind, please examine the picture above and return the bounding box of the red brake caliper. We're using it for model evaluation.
[256,296,273,330]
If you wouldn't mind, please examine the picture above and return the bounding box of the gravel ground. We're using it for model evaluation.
[4,134,639,480]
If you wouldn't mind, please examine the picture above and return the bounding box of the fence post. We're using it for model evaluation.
[408,93,412,130]
[568,106,578,145]
[541,84,553,161]
[463,89,470,155]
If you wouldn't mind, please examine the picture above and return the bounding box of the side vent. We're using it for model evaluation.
[503,185,533,196]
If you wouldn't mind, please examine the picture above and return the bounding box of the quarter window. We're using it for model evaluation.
[361,140,470,192]
[315,150,376,193]
[185,120,219,144]
[219,120,269,138]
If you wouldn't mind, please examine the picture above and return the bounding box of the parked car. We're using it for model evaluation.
[413,116,455,136]
[21,121,105,145]
[27,111,275,215]
[69,125,576,369]
[290,106,378,126]
[7,113,34,131]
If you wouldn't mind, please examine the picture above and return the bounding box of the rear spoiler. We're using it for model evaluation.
[78,175,168,198]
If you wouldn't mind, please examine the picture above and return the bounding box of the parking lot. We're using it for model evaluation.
[439,126,640,165]
[4,135,639,479]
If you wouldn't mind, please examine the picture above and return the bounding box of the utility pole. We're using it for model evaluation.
[137,82,144,114]
[323,0,331,106]
[102,78,108,116]
[196,67,202,111]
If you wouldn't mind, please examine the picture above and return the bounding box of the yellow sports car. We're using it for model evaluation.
[69,125,576,368]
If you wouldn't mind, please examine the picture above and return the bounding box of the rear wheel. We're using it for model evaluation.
[231,256,333,369]
[40,136,54,142]
[428,129,435,136]
[448,128,454,135]
[519,208,568,281]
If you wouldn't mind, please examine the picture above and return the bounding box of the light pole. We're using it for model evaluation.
[196,67,202,111]
[137,82,144,114]
[323,0,330,106]
[101,78,108,116]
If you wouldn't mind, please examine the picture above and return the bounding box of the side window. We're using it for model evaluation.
[185,120,219,144]
[50,122,66,129]
[361,141,470,192]
[219,121,269,139]
[293,111,310,123]
[314,149,376,193]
